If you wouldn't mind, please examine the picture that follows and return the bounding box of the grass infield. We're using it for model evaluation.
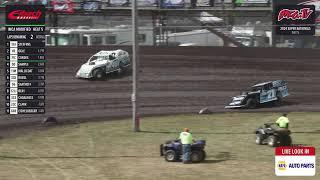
[0,112,319,180]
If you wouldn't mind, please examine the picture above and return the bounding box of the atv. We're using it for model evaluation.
[255,123,292,147]
[160,139,206,163]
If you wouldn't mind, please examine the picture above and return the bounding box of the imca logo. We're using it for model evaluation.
[8,10,42,20]
[278,8,313,21]
[277,161,287,171]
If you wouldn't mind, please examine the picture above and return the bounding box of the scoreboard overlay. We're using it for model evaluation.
[5,5,46,114]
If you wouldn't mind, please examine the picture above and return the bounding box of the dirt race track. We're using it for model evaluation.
[1,46,320,127]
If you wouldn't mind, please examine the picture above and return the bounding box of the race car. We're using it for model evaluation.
[76,49,130,79]
[225,80,289,109]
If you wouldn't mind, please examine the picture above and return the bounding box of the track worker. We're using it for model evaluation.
[179,128,194,164]
[276,113,290,129]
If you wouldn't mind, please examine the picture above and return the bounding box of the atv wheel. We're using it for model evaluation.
[92,68,105,80]
[165,150,177,162]
[246,98,257,109]
[267,135,278,147]
[201,150,206,161]
[281,136,292,146]
[255,134,264,145]
[190,150,205,163]
[287,136,292,146]
[160,144,164,156]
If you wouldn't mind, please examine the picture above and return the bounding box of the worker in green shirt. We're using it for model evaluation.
[179,128,194,164]
[276,113,290,129]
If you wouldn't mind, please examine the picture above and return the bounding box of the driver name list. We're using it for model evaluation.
[5,5,46,114]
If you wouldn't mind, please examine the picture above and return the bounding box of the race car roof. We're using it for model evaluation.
[252,81,272,87]
[252,80,285,87]
[94,49,125,56]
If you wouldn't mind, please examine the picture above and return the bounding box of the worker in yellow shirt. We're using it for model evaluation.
[276,113,290,129]
[179,128,194,164]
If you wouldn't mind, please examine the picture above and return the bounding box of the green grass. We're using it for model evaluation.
[0,112,319,180]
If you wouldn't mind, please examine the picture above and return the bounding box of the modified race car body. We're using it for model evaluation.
[225,80,289,109]
[76,49,130,79]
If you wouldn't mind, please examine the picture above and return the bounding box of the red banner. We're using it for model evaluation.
[275,146,316,156]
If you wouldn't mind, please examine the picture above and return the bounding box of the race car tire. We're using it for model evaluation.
[246,98,257,109]
[274,94,283,106]
[164,150,178,162]
[267,135,278,147]
[92,68,105,80]
[255,134,264,145]
[117,62,126,75]
[201,23,208,27]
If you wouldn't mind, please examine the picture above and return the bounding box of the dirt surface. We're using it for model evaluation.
[0,46,320,131]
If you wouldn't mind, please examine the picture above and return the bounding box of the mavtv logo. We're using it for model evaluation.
[278,8,313,21]
[7,10,42,20]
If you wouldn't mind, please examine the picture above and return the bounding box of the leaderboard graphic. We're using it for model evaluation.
[5,5,46,114]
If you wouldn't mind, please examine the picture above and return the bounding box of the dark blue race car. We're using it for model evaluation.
[225,80,289,109]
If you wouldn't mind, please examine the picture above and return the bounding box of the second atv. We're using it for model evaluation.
[255,123,292,147]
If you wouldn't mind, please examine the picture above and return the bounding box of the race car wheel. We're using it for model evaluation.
[255,134,264,145]
[117,62,126,75]
[201,23,208,27]
[92,68,105,80]
[165,150,177,162]
[274,94,283,106]
[267,135,278,147]
[246,98,257,109]
[190,150,204,163]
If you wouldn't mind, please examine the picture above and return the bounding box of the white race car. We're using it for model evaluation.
[76,49,130,79]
